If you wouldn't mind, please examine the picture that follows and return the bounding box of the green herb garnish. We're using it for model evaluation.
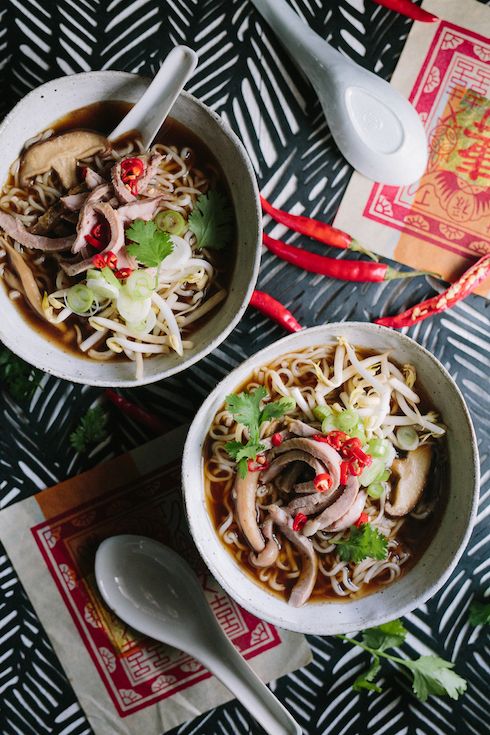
[0,347,42,403]
[334,522,388,563]
[469,598,490,626]
[126,219,173,267]
[224,387,295,478]
[70,406,109,453]
[338,619,467,702]
[189,190,233,250]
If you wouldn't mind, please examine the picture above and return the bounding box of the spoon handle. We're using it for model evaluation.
[251,0,344,85]
[109,45,198,148]
[197,634,302,735]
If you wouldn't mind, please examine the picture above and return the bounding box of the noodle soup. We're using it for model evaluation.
[204,339,446,607]
[0,101,235,380]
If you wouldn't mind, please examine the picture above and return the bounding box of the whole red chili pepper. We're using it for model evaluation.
[375,254,490,328]
[104,389,168,434]
[263,233,432,283]
[260,196,377,261]
[371,0,438,22]
[249,290,302,333]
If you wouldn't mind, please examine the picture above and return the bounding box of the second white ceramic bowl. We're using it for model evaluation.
[182,323,479,635]
[0,71,261,386]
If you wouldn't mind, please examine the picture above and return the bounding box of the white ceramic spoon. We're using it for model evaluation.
[251,0,428,185]
[109,45,198,148]
[95,535,303,735]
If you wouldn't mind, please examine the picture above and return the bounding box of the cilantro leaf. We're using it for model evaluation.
[405,656,467,702]
[469,599,490,626]
[225,441,265,479]
[362,620,407,652]
[260,396,296,424]
[70,406,109,453]
[335,523,388,563]
[189,190,234,250]
[225,388,296,476]
[0,347,42,403]
[353,657,382,693]
[226,387,267,443]
[126,219,173,267]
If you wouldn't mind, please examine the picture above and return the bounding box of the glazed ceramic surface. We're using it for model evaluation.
[182,323,479,635]
[0,71,261,386]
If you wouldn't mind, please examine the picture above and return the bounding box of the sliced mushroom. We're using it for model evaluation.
[19,130,109,190]
[267,504,318,607]
[302,475,360,537]
[250,519,280,568]
[235,471,264,553]
[385,444,433,517]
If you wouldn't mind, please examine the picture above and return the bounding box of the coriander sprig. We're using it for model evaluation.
[334,523,388,563]
[225,386,295,477]
[469,597,490,626]
[126,218,173,267]
[70,406,109,453]
[189,190,233,250]
[337,619,467,702]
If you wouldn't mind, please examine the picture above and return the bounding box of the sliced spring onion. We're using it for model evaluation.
[125,270,155,300]
[350,422,367,443]
[360,457,385,488]
[335,408,359,432]
[321,415,337,433]
[101,266,120,289]
[126,308,157,335]
[66,284,95,315]
[116,288,152,323]
[368,438,389,458]
[367,482,385,499]
[86,268,120,300]
[313,405,332,422]
[155,210,187,236]
[396,426,420,451]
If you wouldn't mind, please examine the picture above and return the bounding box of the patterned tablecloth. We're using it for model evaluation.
[0,2,489,734]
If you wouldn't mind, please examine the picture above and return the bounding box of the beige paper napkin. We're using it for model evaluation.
[334,0,490,297]
[0,424,311,735]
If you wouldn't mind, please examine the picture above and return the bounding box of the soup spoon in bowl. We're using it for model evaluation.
[109,44,198,148]
[95,535,303,735]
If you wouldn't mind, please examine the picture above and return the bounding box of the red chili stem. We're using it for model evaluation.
[249,290,302,333]
[260,195,378,261]
[371,0,438,22]
[104,389,167,434]
[263,233,431,283]
[375,254,490,328]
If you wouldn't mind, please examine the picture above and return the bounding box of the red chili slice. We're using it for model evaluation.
[354,512,369,527]
[91,251,118,270]
[271,432,283,447]
[312,434,330,443]
[85,221,110,250]
[292,513,308,531]
[325,430,349,450]
[120,157,145,195]
[247,456,270,473]
[340,461,350,485]
[114,268,133,280]
[313,473,333,492]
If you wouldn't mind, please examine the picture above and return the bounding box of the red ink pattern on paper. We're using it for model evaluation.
[364,22,490,258]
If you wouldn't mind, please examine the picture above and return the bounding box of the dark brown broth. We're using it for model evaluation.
[1,100,235,359]
[204,347,447,604]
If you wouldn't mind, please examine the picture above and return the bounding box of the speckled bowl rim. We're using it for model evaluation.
[182,322,480,634]
[0,71,261,386]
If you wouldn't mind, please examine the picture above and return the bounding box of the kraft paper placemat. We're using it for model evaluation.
[334,0,490,297]
[0,424,312,735]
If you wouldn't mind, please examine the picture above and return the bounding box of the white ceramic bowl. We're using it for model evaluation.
[182,323,479,634]
[0,72,261,386]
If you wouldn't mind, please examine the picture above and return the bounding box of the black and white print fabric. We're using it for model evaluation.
[0,1,489,734]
